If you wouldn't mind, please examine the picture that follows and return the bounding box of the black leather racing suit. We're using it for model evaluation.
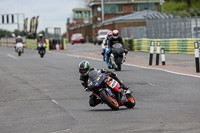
[108,36,127,56]
[108,36,125,49]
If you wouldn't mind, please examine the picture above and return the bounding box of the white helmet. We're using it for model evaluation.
[17,35,22,39]
[113,30,119,39]
[39,34,43,38]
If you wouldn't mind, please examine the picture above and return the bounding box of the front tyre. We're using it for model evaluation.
[125,94,136,108]
[18,51,21,56]
[39,50,45,58]
[115,57,122,71]
[100,90,119,110]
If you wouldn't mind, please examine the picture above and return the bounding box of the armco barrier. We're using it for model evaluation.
[123,38,200,54]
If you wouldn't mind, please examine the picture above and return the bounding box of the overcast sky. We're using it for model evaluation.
[0,0,85,34]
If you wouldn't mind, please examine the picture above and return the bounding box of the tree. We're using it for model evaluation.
[0,29,11,38]
[13,29,22,36]
[62,32,66,39]
[38,30,45,36]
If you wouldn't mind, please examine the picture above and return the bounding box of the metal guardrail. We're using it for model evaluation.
[144,9,200,39]
[121,9,200,39]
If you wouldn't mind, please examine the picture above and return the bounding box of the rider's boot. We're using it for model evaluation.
[121,82,129,90]
[119,80,131,94]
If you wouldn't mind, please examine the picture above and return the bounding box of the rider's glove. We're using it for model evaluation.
[101,69,106,73]
[124,49,128,54]
[84,88,90,92]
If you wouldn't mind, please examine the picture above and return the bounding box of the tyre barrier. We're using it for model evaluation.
[123,38,200,54]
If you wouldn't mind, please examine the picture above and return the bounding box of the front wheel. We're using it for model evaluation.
[100,90,119,110]
[18,51,21,56]
[39,50,45,58]
[125,94,136,108]
[115,57,122,71]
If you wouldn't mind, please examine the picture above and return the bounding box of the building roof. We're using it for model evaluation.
[94,10,159,28]
[89,0,161,6]
[73,8,91,11]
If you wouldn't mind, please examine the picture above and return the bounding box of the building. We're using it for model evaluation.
[72,8,91,25]
[92,10,158,40]
[67,0,162,42]
[89,0,161,24]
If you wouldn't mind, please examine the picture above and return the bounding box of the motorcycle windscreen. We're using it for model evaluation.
[112,43,124,54]
[88,70,106,90]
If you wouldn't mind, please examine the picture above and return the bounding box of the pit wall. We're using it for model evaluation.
[123,38,200,54]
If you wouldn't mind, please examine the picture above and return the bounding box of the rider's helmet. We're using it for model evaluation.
[39,33,43,39]
[16,35,22,39]
[107,30,113,39]
[113,30,119,39]
[79,60,91,76]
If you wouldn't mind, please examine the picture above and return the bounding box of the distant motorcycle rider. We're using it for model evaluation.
[78,60,129,107]
[14,35,24,52]
[101,30,113,61]
[108,30,128,56]
[36,33,47,50]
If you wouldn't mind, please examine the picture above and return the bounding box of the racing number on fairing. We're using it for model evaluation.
[109,79,117,89]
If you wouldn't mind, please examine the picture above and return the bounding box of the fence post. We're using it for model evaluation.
[156,41,161,65]
[194,42,200,73]
[161,48,166,65]
[149,41,154,65]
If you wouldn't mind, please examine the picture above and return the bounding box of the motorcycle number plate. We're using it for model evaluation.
[108,79,117,89]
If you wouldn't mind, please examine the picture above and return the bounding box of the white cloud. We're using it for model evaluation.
[0,0,85,34]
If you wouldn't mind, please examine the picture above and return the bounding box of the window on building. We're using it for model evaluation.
[104,4,116,14]
[75,11,82,18]
[133,3,155,12]
[117,4,123,13]
[139,3,155,11]
[84,11,89,18]
[133,4,139,12]
[93,7,97,16]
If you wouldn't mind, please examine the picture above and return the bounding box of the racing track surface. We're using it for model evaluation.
[0,44,200,133]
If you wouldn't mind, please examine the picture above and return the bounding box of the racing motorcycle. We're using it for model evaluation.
[110,43,126,71]
[38,42,46,58]
[87,70,135,110]
[15,42,24,56]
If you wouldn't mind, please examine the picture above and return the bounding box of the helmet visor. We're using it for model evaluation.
[80,68,89,75]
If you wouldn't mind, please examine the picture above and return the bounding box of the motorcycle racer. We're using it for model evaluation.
[101,30,113,59]
[78,60,129,107]
[36,34,47,50]
[14,36,24,53]
[107,30,128,56]
[102,31,113,69]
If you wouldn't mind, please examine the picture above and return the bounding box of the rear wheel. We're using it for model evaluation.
[125,94,136,108]
[100,90,119,110]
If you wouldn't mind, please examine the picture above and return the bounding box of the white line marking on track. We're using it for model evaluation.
[48,128,71,133]
[147,82,156,86]
[48,51,200,79]
[7,54,17,59]
[52,100,59,105]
